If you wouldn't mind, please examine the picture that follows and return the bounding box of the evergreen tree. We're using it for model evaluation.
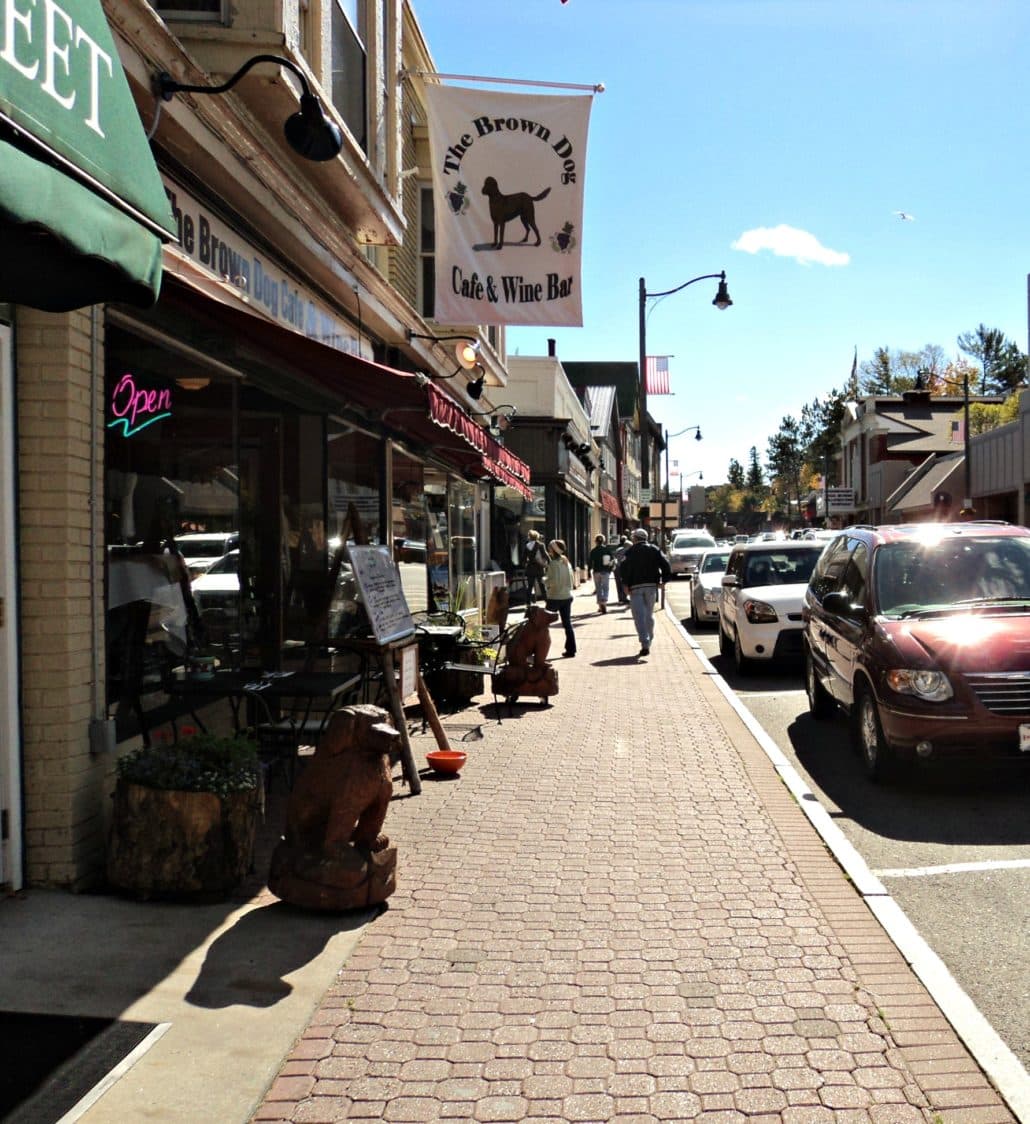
[746,446,764,489]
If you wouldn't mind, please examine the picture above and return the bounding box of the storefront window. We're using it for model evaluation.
[425,469,449,610]
[104,329,239,735]
[392,449,429,613]
[449,479,477,613]
[493,485,531,573]
[325,419,382,640]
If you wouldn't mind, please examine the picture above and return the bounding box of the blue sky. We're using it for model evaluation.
[410,0,1030,487]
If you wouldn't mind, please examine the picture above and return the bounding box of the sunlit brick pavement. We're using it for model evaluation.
[253,592,1015,1123]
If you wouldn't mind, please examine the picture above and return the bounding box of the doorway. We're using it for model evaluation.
[0,323,22,890]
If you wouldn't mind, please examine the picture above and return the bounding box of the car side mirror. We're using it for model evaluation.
[721,574,738,588]
[822,590,864,618]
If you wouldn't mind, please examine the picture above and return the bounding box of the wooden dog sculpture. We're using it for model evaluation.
[492,605,560,705]
[269,704,400,910]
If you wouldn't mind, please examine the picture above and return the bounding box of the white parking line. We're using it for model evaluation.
[875,858,1030,879]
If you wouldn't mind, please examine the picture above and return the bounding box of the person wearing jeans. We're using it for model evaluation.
[587,534,614,613]
[618,528,671,657]
[543,538,576,657]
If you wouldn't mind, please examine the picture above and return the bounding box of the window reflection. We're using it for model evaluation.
[392,449,429,613]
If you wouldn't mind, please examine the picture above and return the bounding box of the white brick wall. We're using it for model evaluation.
[16,307,113,888]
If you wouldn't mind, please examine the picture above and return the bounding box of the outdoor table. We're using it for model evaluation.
[166,668,361,737]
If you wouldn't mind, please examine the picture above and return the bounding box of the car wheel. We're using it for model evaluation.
[719,621,733,657]
[690,596,700,627]
[733,631,753,676]
[853,688,896,783]
[805,647,834,719]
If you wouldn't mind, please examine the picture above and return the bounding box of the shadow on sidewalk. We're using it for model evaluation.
[185,900,372,1009]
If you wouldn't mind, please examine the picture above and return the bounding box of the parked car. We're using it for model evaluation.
[803,522,1030,781]
[718,540,827,674]
[189,548,242,619]
[176,531,239,577]
[689,549,731,626]
[669,532,717,578]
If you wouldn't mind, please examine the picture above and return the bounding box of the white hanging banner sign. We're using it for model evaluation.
[424,84,592,327]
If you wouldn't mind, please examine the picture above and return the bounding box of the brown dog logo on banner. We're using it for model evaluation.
[482,177,551,249]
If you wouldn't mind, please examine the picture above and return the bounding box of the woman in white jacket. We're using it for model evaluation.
[543,539,576,658]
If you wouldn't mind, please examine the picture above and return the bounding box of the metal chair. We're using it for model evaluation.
[245,677,359,794]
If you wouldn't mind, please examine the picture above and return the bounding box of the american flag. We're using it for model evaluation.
[645,355,671,395]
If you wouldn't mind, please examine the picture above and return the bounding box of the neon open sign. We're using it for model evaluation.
[107,373,171,437]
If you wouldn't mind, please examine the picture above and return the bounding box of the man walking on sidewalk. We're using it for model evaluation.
[619,527,671,656]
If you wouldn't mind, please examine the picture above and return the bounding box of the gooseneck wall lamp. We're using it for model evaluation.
[156,54,343,162]
[406,331,486,397]
[638,271,731,480]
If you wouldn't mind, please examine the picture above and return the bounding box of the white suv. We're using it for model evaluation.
[718,540,826,674]
[669,532,716,578]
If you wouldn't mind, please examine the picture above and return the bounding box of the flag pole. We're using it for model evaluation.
[406,70,604,93]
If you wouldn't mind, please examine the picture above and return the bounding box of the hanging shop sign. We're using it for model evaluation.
[162,176,368,359]
[424,84,592,327]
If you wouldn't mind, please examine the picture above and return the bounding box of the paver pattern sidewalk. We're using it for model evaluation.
[253,593,1015,1124]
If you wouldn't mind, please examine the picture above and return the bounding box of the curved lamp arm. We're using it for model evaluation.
[156,54,343,162]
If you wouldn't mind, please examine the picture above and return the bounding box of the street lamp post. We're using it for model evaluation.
[663,426,703,544]
[638,272,731,487]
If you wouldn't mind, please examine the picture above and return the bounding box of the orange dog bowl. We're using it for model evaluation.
[426,749,467,775]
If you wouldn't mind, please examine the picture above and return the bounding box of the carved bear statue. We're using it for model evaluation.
[269,704,400,910]
[493,605,560,704]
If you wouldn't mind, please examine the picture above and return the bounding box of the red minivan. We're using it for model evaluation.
[802,522,1030,781]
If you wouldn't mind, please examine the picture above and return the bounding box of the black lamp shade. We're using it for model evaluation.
[466,375,485,400]
[284,93,343,161]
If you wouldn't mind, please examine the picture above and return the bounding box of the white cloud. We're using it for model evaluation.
[731,224,850,267]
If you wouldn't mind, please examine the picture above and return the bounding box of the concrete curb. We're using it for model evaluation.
[667,603,1030,1122]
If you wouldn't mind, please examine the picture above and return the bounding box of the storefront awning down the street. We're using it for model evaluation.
[0,0,177,311]
[601,489,624,520]
[159,271,533,499]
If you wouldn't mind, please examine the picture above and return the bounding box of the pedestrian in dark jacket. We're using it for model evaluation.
[523,529,548,603]
[612,534,630,603]
[618,528,671,657]
[587,534,614,613]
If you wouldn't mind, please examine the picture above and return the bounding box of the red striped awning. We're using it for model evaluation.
[426,383,532,499]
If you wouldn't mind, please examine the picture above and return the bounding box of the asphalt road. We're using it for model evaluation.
[664,577,1030,1075]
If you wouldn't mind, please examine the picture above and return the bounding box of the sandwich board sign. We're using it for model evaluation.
[346,546,415,645]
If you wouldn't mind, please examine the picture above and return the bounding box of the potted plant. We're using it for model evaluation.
[107,730,262,900]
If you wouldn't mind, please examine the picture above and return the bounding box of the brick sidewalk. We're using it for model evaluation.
[253,593,1015,1123]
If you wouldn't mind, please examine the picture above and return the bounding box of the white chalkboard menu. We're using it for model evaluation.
[346,546,416,644]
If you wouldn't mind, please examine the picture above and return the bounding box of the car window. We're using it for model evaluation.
[204,551,239,576]
[841,541,869,604]
[701,552,730,574]
[809,536,852,600]
[874,536,1030,615]
[726,549,745,581]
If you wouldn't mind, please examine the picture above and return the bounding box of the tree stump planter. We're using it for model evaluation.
[107,780,261,900]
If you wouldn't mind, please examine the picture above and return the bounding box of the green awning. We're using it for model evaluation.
[0,0,177,311]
